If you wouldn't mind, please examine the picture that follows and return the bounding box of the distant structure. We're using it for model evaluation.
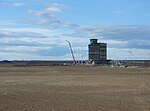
[88,39,107,64]
[66,40,76,64]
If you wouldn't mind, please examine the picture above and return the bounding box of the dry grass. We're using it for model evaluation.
[0,66,150,111]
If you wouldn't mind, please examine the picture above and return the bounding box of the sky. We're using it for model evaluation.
[0,0,150,60]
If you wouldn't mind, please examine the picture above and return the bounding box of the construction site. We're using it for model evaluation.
[0,39,150,111]
[0,39,149,67]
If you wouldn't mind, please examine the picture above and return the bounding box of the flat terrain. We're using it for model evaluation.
[0,66,150,111]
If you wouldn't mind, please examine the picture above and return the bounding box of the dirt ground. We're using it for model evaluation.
[0,66,150,111]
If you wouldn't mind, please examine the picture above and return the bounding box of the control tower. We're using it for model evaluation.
[88,39,107,63]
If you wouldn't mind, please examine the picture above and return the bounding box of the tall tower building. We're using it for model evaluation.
[88,39,107,63]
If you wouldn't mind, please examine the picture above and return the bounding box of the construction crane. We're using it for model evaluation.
[66,40,76,64]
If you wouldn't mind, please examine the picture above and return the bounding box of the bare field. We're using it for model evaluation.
[0,66,150,111]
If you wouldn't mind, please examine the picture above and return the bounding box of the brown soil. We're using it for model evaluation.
[0,66,150,111]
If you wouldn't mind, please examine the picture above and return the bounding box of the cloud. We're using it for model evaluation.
[0,29,58,47]
[0,45,71,60]
[0,25,150,60]
[0,28,72,59]
[108,48,150,60]
[0,29,50,39]
[0,2,26,7]
[1,24,150,60]
[27,3,64,28]
[46,3,64,13]
[28,3,64,15]
[34,46,69,57]
[76,25,150,40]
[67,25,150,49]
[11,2,26,7]
[0,2,149,60]
[0,51,72,60]
[27,3,79,29]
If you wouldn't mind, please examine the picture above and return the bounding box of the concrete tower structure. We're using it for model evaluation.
[88,39,107,64]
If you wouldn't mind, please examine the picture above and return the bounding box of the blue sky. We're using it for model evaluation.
[0,0,150,60]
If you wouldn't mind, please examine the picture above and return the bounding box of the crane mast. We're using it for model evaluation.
[66,40,76,64]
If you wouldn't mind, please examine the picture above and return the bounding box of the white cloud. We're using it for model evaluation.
[0,2,150,60]
[27,3,64,17]
[0,52,48,60]
[46,3,64,13]
[70,25,150,49]
[104,40,128,45]
[27,3,79,29]
[1,24,150,60]
[108,48,150,60]
[0,2,26,7]
[76,25,150,40]
[11,2,26,7]
[0,52,73,60]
